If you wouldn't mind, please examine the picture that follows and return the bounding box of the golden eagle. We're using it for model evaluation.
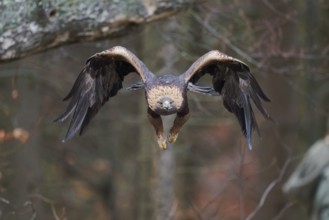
[55,46,271,150]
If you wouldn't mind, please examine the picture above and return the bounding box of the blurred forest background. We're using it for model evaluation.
[0,0,329,220]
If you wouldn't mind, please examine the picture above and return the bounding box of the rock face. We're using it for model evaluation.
[0,0,195,62]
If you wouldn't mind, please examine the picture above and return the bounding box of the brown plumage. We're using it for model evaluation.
[55,46,271,150]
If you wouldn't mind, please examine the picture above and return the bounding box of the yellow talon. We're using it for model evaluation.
[168,133,178,144]
[157,136,167,150]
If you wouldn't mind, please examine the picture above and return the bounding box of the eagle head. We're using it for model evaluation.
[147,85,184,115]
[155,97,177,114]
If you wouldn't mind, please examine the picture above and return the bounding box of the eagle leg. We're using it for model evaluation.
[168,107,190,144]
[147,108,167,150]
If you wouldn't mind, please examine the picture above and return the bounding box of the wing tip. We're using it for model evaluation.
[63,130,76,143]
[244,125,255,151]
[62,95,71,101]
[61,133,75,143]
[263,96,271,102]
[247,140,253,150]
[54,109,74,123]
[54,116,64,123]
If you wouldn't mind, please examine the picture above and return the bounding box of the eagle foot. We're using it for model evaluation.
[168,132,178,144]
[157,136,167,150]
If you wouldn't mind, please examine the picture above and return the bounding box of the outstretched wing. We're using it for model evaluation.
[55,46,154,142]
[182,50,271,149]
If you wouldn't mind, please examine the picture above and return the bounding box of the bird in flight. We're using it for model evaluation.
[55,46,271,150]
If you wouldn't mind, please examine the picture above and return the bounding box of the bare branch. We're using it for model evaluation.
[244,158,293,220]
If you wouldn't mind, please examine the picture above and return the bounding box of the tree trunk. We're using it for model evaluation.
[0,0,195,62]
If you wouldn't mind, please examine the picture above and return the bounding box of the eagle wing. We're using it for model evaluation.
[182,50,271,149]
[55,46,154,142]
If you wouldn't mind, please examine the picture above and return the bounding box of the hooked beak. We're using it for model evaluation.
[162,100,171,109]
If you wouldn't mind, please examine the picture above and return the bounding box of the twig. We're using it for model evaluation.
[272,201,296,220]
[192,12,262,68]
[244,158,293,220]
[261,0,297,23]
[30,193,62,220]
[186,195,205,220]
